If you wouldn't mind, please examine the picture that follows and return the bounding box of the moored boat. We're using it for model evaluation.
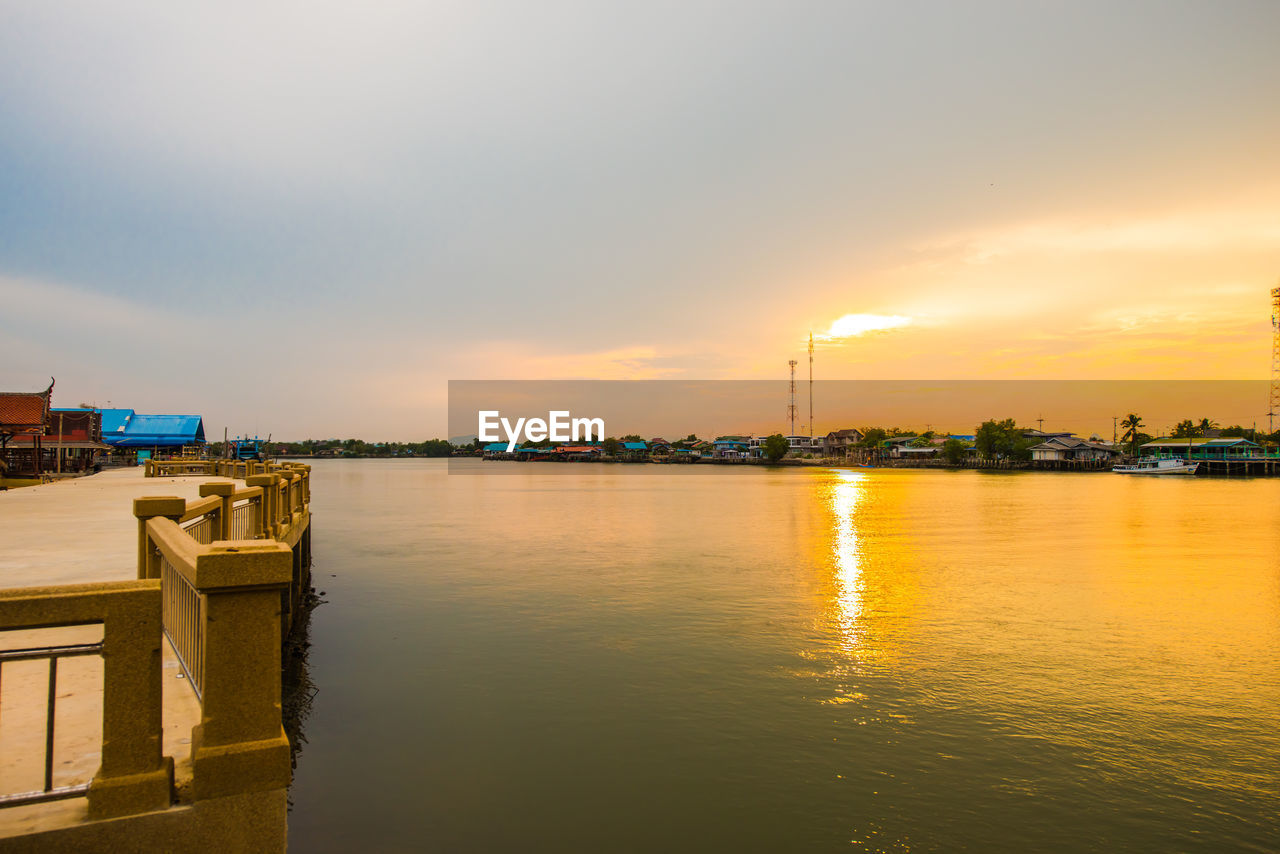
[1112,458,1199,475]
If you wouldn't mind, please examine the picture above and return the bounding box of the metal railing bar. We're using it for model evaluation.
[0,643,104,662]
[44,657,57,793]
[0,784,91,808]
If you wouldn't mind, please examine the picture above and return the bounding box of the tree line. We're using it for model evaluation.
[209,439,457,458]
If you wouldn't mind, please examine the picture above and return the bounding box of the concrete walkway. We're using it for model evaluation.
[0,467,233,588]
[0,468,228,834]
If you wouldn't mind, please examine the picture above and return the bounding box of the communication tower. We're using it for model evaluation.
[787,360,798,435]
[808,332,814,438]
[1271,286,1280,434]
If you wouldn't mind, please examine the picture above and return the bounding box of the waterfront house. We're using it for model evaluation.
[619,441,650,461]
[1140,437,1262,460]
[785,435,822,457]
[5,408,113,474]
[1029,436,1120,462]
[883,436,919,458]
[648,439,672,460]
[553,445,603,461]
[103,413,206,462]
[0,381,54,477]
[713,436,750,459]
[823,428,864,457]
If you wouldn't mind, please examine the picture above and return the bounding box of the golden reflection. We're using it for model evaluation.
[828,469,868,654]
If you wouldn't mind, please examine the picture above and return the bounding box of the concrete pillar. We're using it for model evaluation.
[87,582,175,819]
[132,497,187,579]
[276,471,298,521]
[246,474,279,539]
[199,482,236,540]
[189,545,293,800]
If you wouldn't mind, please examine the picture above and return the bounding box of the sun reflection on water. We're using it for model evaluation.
[829,469,868,654]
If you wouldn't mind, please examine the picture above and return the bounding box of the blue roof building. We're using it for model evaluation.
[98,409,136,440]
[104,413,206,448]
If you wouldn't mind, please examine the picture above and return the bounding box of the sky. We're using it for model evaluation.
[2,1,1278,439]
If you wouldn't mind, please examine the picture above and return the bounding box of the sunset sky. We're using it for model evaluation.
[2,2,1278,439]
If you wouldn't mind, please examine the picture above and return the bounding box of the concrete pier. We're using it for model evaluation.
[0,465,309,851]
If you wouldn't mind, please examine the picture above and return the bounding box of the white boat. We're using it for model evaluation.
[1112,458,1199,475]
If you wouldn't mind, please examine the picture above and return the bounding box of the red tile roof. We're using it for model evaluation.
[0,380,54,433]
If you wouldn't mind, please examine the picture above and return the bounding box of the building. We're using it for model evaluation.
[0,381,55,477]
[619,441,650,461]
[1139,437,1262,460]
[102,413,207,460]
[1029,436,1121,462]
[4,408,114,474]
[712,436,750,459]
[822,428,864,458]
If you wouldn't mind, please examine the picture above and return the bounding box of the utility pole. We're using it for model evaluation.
[787,360,798,436]
[1036,415,1044,432]
[1113,415,1118,444]
[808,332,814,439]
[1270,285,1280,436]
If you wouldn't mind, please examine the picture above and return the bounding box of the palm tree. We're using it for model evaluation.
[1197,418,1219,436]
[1120,413,1144,455]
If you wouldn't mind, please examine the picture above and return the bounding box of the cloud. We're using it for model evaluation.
[814,314,914,342]
[918,196,1280,265]
[458,342,680,380]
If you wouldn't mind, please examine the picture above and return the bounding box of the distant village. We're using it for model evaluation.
[5,378,1278,485]
[473,417,1278,472]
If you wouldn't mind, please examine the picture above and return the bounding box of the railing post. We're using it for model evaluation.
[189,544,293,800]
[276,471,297,523]
[199,482,236,540]
[133,497,188,579]
[246,474,279,539]
[87,581,175,819]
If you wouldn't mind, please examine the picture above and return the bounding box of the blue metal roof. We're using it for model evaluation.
[483,442,508,452]
[621,442,648,450]
[97,409,135,436]
[110,414,205,448]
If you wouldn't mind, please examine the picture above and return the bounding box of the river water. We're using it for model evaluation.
[286,459,1280,852]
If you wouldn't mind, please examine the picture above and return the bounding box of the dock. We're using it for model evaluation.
[0,462,312,852]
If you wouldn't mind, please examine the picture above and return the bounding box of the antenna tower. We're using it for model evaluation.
[1271,286,1280,435]
[787,360,798,436]
[808,332,814,438]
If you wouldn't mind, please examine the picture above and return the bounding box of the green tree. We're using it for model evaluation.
[975,418,1012,459]
[974,418,1034,460]
[1197,417,1219,434]
[1219,424,1254,440]
[621,434,642,442]
[860,428,887,448]
[1120,413,1144,455]
[601,437,621,456]
[763,434,790,463]
[942,438,966,465]
[1172,419,1196,439]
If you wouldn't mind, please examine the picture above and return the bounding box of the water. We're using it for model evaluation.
[287,460,1280,852]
